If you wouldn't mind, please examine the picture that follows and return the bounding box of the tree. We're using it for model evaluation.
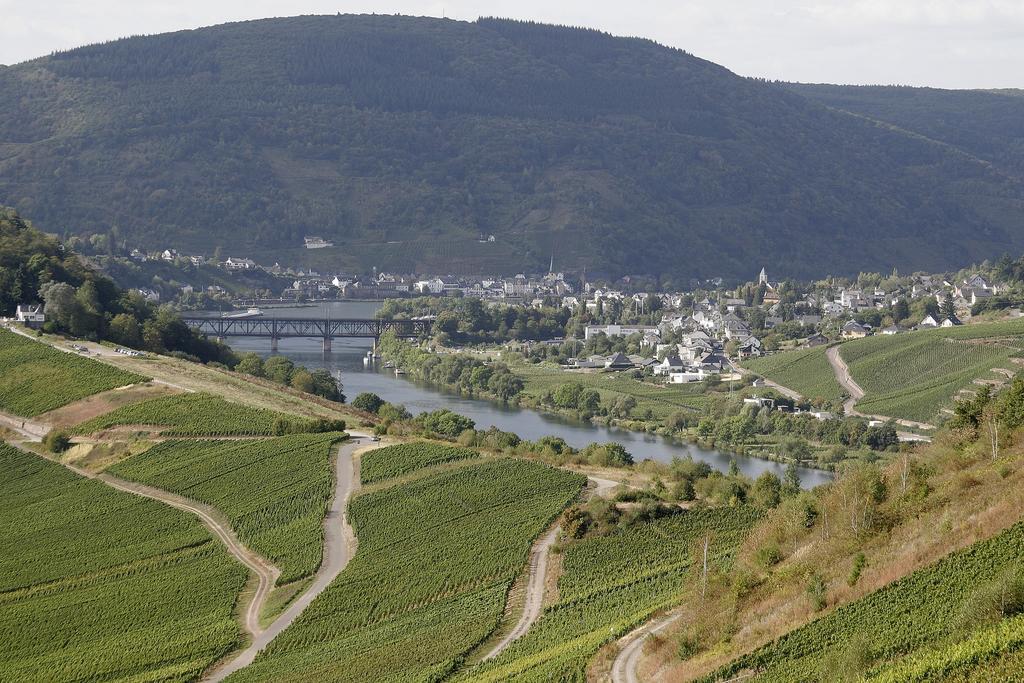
[352,392,385,413]
[941,291,956,319]
[310,369,343,402]
[290,369,315,393]
[751,471,782,508]
[234,352,265,377]
[108,313,142,347]
[552,382,584,409]
[263,356,295,384]
[782,461,802,497]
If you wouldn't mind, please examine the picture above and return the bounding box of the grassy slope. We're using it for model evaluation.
[516,363,709,419]
[0,444,245,682]
[108,433,344,583]
[71,392,311,436]
[458,507,761,682]
[0,328,147,416]
[743,346,843,402]
[706,520,1024,682]
[841,319,1024,422]
[228,456,584,682]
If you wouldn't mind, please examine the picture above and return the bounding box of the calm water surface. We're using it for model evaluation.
[209,301,833,487]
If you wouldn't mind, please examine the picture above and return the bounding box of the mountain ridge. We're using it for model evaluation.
[1,15,1023,280]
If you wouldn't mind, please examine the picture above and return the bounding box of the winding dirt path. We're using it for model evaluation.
[611,612,681,683]
[826,345,934,435]
[204,435,376,681]
[483,525,560,661]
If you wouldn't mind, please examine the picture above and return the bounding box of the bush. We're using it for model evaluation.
[43,430,71,453]
[352,392,385,414]
[847,552,866,587]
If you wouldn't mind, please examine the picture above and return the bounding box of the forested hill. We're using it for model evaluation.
[2,15,1024,280]
[786,83,1024,177]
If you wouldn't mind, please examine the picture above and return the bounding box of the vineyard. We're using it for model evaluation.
[360,442,480,484]
[516,364,709,419]
[705,519,1024,682]
[0,444,246,682]
[72,392,312,436]
[840,321,1024,422]
[227,458,585,682]
[743,346,843,403]
[460,506,761,682]
[108,433,344,583]
[0,329,147,416]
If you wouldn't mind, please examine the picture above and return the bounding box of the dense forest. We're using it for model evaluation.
[1,15,1024,279]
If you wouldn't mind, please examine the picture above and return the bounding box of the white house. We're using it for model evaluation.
[303,236,334,249]
[15,304,45,328]
[224,257,257,270]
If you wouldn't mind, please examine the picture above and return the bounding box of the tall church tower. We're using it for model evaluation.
[758,267,767,285]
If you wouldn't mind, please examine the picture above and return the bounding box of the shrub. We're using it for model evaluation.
[43,430,71,453]
[352,392,385,413]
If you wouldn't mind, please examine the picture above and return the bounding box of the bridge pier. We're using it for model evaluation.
[270,337,279,353]
[323,337,332,353]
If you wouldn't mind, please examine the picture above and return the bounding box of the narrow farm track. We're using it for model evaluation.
[611,612,681,683]
[0,411,46,440]
[484,524,560,661]
[204,435,378,682]
[825,345,935,436]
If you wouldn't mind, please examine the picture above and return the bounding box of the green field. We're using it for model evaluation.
[0,443,246,682]
[228,455,584,682]
[516,364,709,419]
[840,320,1024,422]
[0,328,148,416]
[743,346,843,403]
[108,433,344,583]
[707,519,1024,682]
[72,392,312,436]
[360,442,480,484]
[460,507,761,682]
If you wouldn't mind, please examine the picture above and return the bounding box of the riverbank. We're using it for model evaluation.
[375,338,849,475]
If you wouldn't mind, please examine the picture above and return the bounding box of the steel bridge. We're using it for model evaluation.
[180,317,431,352]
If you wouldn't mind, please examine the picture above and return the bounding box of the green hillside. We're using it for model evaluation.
[108,433,345,583]
[229,454,584,682]
[706,519,1024,682]
[743,346,843,404]
[2,16,1024,278]
[0,444,245,682]
[841,320,1024,423]
[0,328,148,416]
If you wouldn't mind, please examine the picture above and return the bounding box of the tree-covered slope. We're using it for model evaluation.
[3,15,1024,279]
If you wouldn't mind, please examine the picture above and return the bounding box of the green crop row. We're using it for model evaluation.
[72,392,312,436]
[109,433,344,583]
[0,328,148,416]
[705,520,1024,682]
[865,613,1024,682]
[841,329,1019,422]
[360,441,480,484]
[226,458,585,682]
[743,346,843,403]
[459,506,761,682]
[0,443,246,682]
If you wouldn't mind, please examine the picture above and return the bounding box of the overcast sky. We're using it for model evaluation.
[1,1,1021,88]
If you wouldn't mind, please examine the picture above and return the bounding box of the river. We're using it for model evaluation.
[205,301,832,487]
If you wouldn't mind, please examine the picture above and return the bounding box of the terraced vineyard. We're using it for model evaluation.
[840,320,1024,422]
[227,456,585,682]
[0,443,246,682]
[360,442,480,484]
[516,364,709,418]
[460,506,761,682]
[0,329,147,416]
[743,346,843,403]
[72,392,311,436]
[706,519,1024,682]
[109,433,345,583]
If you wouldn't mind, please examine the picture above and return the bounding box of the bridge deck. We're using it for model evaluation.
[180,317,430,340]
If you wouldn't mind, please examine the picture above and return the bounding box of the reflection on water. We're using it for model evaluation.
[212,301,833,488]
